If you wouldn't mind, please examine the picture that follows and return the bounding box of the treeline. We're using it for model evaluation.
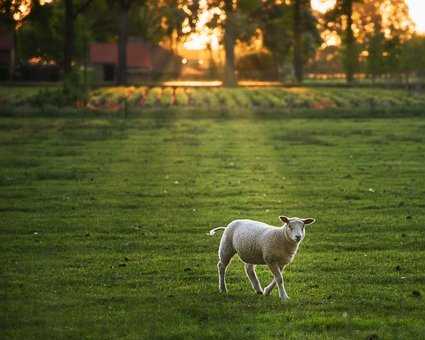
[1,0,425,85]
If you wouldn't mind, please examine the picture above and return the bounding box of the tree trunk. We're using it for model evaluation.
[64,0,74,75]
[293,0,303,83]
[223,0,237,87]
[117,1,129,85]
[342,0,356,83]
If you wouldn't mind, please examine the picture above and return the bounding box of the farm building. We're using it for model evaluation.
[90,38,182,82]
[0,28,14,81]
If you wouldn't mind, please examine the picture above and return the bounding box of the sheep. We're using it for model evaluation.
[209,215,315,302]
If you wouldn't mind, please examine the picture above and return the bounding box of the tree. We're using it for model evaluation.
[114,0,182,85]
[293,0,319,82]
[293,0,303,82]
[366,21,385,81]
[116,0,133,84]
[322,0,415,82]
[340,0,357,83]
[0,0,32,28]
[208,0,259,86]
[223,0,236,86]
[362,0,414,80]
[258,0,320,81]
[324,0,360,83]
[160,0,196,52]
[258,1,292,79]
[63,0,95,74]
[0,0,33,79]
[17,2,63,63]
[17,0,107,71]
[400,35,425,83]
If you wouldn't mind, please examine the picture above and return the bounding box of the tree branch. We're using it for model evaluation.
[74,0,95,18]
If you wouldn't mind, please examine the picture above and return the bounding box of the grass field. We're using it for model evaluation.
[1,97,425,338]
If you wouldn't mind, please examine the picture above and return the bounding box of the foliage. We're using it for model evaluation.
[249,1,321,81]
[400,36,425,79]
[322,0,361,81]
[0,0,31,28]
[17,2,65,64]
[236,51,277,80]
[63,71,88,103]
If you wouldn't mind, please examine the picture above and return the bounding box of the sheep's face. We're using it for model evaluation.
[280,216,315,243]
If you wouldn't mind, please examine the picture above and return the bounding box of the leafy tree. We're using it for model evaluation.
[258,0,320,81]
[17,0,108,66]
[400,35,425,82]
[160,0,196,52]
[322,0,415,82]
[111,0,139,84]
[358,0,413,80]
[293,0,303,82]
[324,0,361,83]
[365,21,385,81]
[223,0,236,86]
[63,0,96,74]
[208,0,259,86]
[258,1,292,78]
[293,0,319,82]
[17,2,64,63]
[0,0,34,78]
[113,0,193,84]
[0,0,32,29]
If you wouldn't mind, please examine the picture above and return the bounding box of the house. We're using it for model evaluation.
[90,38,182,82]
[0,29,14,81]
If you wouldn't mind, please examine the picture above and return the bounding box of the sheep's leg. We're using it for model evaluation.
[217,261,228,293]
[267,263,289,302]
[217,240,235,293]
[244,263,263,294]
[263,279,276,296]
[264,265,282,295]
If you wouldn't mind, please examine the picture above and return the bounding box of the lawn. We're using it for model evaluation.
[1,96,425,339]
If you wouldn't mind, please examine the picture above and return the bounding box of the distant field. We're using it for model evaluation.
[1,86,425,117]
[1,102,425,338]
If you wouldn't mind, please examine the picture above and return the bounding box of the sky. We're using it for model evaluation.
[407,0,425,33]
[311,0,425,34]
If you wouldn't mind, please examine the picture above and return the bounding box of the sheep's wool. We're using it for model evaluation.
[210,216,315,301]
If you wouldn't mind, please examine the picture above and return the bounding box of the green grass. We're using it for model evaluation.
[1,97,425,339]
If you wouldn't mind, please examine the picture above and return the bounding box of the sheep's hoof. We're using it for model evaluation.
[256,290,264,295]
[280,297,290,303]
[219,288,228,294]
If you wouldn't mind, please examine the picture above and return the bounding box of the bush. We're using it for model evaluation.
[62,71,88,105]
[237,52,278,80]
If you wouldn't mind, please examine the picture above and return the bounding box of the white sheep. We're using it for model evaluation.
[209,215,315,302]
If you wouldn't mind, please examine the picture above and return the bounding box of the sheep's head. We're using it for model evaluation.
[280,216,315,243]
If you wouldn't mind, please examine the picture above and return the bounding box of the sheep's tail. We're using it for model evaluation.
[208,226,226,236]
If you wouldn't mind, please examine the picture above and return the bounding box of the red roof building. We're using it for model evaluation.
[90,42,152,69]
[0,28,14,80]
[90,39,181,82]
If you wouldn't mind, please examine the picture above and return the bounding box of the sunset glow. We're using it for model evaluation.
[311,0,425,34]
[182,0,221,51]
[311,0,336,13]
[407,0,425,33]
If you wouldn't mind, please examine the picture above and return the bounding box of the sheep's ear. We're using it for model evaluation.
[279,216,290,224]
[302,218,315,225]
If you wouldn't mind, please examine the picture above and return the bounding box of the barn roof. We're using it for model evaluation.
[0,32,13,50]
[90,41,152,69]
